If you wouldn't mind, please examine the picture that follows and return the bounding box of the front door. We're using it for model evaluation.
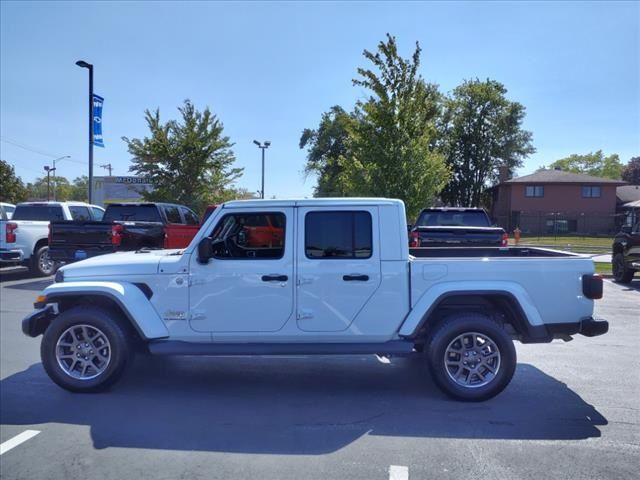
[296,207,381,332]
[189,208,294,333]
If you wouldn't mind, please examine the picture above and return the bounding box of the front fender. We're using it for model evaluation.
[39,281,169,340]
[398,280,544,337]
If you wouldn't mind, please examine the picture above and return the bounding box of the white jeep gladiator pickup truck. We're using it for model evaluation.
[22,198,608,401]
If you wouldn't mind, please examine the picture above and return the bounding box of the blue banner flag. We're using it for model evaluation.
[92,94,104,148]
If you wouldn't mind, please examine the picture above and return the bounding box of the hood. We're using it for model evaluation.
[61,249,183,279]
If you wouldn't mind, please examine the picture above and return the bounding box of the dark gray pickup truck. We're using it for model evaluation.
[409,207,507,248]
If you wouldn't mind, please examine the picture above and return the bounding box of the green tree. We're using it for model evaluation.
[352,35,449,219]
[440,79,535,207]
[545,151,624,179]
[299,106,359,197]
[0,160,27,203]
[69,176,89,202]
[25,175,72,201]
[123,100,242,212]
[622,156,640,185]
[300,35,449,219]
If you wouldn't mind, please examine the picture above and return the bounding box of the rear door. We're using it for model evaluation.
[296,207,381,332]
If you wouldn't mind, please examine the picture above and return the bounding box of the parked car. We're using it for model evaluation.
[48,202,210,264]
[612,221,640,283]
[0,202,16,220]
[1,201,104,276]
[409,207,508,248]
[23,198,607,401]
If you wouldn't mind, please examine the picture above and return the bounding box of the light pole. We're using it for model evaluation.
[52,155,70,201]
[76,60,94,204]
[44,165,56,201]
[253,140,271,199]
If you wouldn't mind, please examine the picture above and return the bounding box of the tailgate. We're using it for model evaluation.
[50,221,113,248]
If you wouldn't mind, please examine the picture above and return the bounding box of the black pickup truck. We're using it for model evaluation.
[409,207,507,248]
[48,202,201,263]
[612,221,640,283]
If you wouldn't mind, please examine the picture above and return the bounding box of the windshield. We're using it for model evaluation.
[103,205,161,222]
[416,210,491,227]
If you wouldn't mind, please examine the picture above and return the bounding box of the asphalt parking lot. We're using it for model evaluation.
[0,266,638,480]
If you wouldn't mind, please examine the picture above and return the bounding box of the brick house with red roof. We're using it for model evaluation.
[489,169,626,235]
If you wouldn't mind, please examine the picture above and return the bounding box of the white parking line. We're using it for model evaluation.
[389,465,409,480]
[0,430,41,455]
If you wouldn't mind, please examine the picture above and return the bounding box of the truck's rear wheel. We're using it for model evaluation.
[30,245,59,277]
[41,306,131,392]
[612,253,634,284]
[426,313,516,401]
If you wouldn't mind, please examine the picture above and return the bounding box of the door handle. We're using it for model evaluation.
[262,274,288,282]
[343,274,369,282]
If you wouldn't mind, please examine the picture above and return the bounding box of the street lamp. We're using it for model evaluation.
[52,155,70,201]
[76,60,94,203]
[44,165,57,201]
[253,140,271,199]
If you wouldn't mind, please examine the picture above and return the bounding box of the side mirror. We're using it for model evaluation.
[621,225,632,234]
[197,238,213,264]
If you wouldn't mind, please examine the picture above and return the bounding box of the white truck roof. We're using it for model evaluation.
[223,197,404,209]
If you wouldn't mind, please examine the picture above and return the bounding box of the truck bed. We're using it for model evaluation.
[408,247,595,327]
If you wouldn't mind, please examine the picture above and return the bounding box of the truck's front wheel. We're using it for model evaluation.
[426,314,516,401]
[41,306,132,392]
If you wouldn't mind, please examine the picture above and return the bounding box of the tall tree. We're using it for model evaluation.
[299,106,359,197]
[0,160,27,203]
[352,35,449,219]
[621,156,640,184]
[545,151,624,179]
[123,100,242,212]
[301,35,449,219]
[440,79,535,207]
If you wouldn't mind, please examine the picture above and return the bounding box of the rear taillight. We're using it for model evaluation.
[6,222,17,243]
[501,232,509,247]
[409,231,420,248]
[582,273,603,300]
[111,224,123,246]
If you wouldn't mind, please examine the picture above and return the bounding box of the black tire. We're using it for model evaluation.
[41,306,132,392]
[612,252,634,284]
[30,245,59,277]
[426,313,516,401]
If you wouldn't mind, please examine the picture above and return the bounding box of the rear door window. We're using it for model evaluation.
[180,207,199,225]
[305,211,372,259]
[163,206,183,224]
[69,206,91,221]
[92,207,105,221]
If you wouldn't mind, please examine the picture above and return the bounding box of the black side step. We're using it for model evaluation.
[147,340,416,356]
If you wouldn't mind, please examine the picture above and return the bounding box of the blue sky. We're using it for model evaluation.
[1,1,638,198]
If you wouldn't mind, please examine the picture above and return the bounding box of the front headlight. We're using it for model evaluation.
[54,269,64,283]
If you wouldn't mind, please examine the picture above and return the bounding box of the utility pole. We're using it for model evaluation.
[44,165,56,201]
[76,60,94,203]
[100,163,113,176]
[252,140,271,199]
[52,155,70,200]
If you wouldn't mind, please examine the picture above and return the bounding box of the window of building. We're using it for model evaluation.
[525,185,544,198]
[305,211,372,259]
[582,186,601,198]
[208,212,285,259]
